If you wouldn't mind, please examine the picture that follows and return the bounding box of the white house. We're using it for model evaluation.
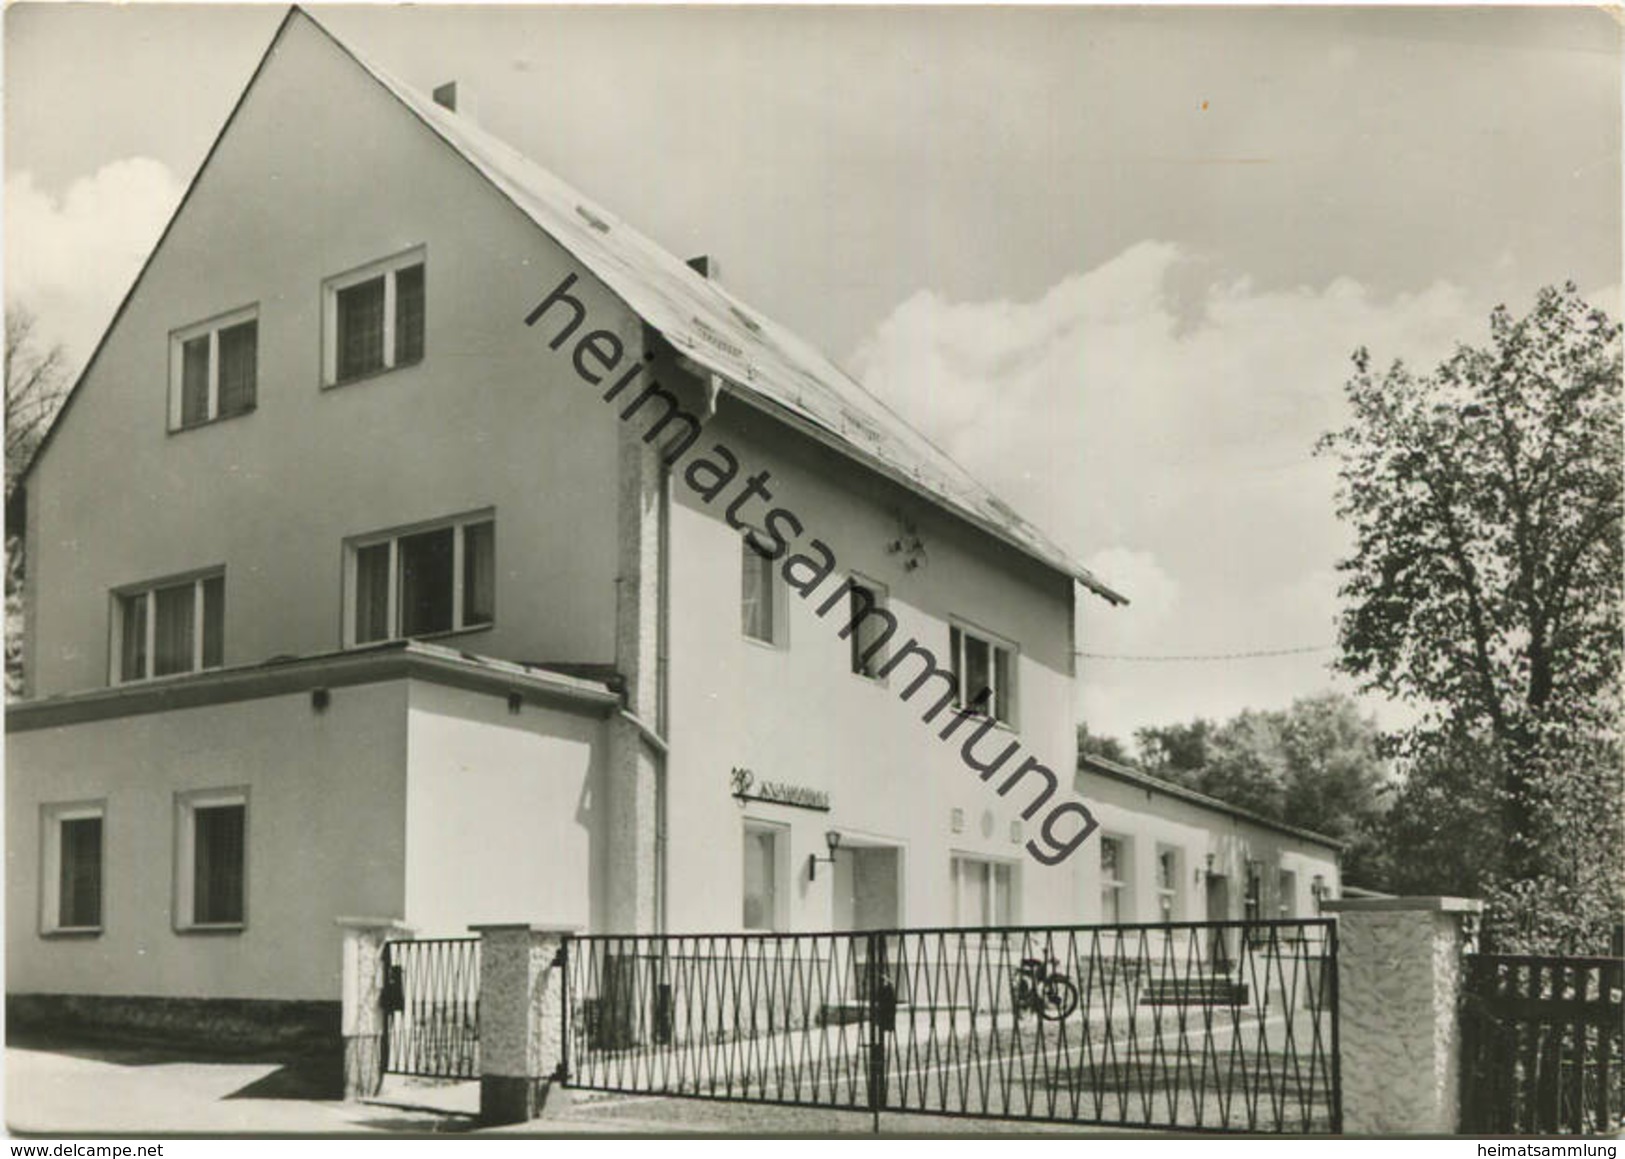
[6,8,1337,1044]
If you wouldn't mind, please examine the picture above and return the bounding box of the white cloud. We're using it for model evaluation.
[6,158,185,363]
[851,242,1495,739]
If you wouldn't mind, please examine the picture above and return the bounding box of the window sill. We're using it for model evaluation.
[349,623,493,650]
[324,356,424,391]
[851,669,889,688]
[111,664,225,689]
[741,634,787,653]
[168,406,257,435]
[176,923,246,936]
[951,708,1018,734]
[40,927,102,939]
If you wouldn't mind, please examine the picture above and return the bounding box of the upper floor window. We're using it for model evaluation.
[345,511,494,646]
[112,570,224,683]
[323,248,425,386]
[41,801,104,935]
[848,577,890,679]
[169,306,257,430]
[740,534,786,647]
[949,622,1016,724]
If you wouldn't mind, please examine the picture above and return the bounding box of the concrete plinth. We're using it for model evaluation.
[336,917,412,1101]
[472,923,578,1126]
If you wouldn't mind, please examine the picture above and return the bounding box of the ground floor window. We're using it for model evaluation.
[1278,868,1298,919]
[1244,861,1263,924]
[42,801,104,934]
[1155,845,1180,922]
[176,789,247,930]
[742,821,785,931]
[1100,836,1128,923]
[951,855,1016,927]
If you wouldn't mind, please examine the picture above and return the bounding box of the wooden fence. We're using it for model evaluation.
[1460,954,1624,1135]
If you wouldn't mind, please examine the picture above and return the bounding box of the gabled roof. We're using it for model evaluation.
[1078,752,1347,851]
[23,7,1127,606]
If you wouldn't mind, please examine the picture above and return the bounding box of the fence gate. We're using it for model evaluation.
[380,937,483,1081]
[563,919,1340,1132]
[1460,953,1625,1134]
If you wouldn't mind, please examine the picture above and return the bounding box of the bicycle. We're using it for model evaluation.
[1011,953,1079,1021]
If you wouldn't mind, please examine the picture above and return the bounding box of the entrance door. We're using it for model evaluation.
[1205,873,1231,972]
[833,845,901,999]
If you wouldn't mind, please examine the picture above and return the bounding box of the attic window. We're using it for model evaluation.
[168,306,258,431]
[575,205,611,233]
[323,248,426,387]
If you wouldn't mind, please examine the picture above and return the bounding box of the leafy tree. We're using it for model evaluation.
[1076,722,1132,765]
[1316,283,1623,950]
[1131,694,1392,885]
[1133,718,1216,787]
[5,305,71,697]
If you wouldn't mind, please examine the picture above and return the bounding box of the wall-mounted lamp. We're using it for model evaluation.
[507,691,524,715]
[311,687,330,712]
[808,830,842,882]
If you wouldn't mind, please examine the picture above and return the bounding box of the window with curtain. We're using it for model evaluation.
[951,856,1016,927]
[182,797,245,928]
[215,320,257,417]
[57,815,103,930]
[337,276,386,381]
[742,824,780,931]
[347,514,493,645]
[1278,868,1297,919]
[170,309,257,430]
[848,579,890,678]
[950,624,1017,724]
[113,572,225,683]
[1156,846,1180,922]
[395,262,426,366]
[741,537,779,644]
[325,250,426,386]
[1100,836,1127,923]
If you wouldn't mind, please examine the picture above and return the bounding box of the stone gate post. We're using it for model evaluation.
[472,923,578,1125]
[1322,896,1482,1134]
[336,917,413,1101]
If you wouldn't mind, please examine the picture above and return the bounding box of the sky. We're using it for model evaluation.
[6,3,1621,746]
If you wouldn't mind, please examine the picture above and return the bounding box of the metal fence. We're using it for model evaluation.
[563,919,1340,1132]
[381,936,482,1080]
[1460,953,1625,1135]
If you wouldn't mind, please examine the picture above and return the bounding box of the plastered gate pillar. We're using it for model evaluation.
[337,917,413,1101]
[1322,896,1482,1134]
[472,923,578,1125]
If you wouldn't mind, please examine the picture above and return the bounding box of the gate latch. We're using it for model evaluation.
[381,964,405,1014]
